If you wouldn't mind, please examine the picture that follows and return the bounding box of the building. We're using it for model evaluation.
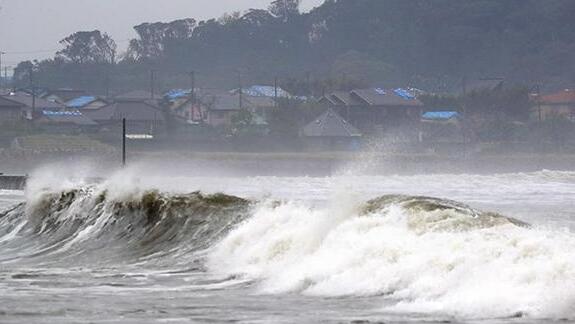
[0,96,26,123]
[66,96,109,110]
[535,89,575,121]
[301,108,362,150]
[420,111,463,143]
[83,100,167,135]
[203,91,248,127]
[4,93,65,119]
[114,90,160,102]
[320,88,424,136]
[42,88,89,104]
[36,110,99,134]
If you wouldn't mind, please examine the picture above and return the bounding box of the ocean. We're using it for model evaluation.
[1,168,575,323]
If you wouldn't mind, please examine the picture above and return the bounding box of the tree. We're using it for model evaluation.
[57,30,117,64]
[126,19,196,60]
[268,0,300,21]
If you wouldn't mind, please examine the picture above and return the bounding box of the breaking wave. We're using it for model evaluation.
[2,174,575,320]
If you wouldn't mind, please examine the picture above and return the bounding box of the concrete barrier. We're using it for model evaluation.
[0,176,27,190]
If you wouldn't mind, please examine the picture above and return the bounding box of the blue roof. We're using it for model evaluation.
[66,96,97,108]
[165,89,192,100]
[42,110,83,116]
[241,85,291,98]
[422,111,459,120]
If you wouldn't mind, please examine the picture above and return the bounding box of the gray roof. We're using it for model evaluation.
[5,93,64,110]
[43,89,88,103]
[203,92,251,111]
[83,101,166,122]
[38,111,97,126]
[114,90,160,101]
[463,79,504,94]
[350,89,423,107]
[330,91,362,106]
[302,109,362,137]
[0,96,26,109]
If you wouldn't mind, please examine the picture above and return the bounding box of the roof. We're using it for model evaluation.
[422,111,460,120]
[301,109,362,137]
[330,91,362,106]
[43,89,89,102]
[350,88,423,107]
[39,110,97,125]
[165,89,192,101]
[5,93,64,110]
[0,95,26,108]
[539,89,575,105]
[66,96,100,108]
[204,92,249,111]
[115,90,160,101]
[245,95,276,108]
[233,85,291,98]
[463,78,504,94]
[83,101,166,122]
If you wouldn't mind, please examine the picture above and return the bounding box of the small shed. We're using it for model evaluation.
[301,109,362,151]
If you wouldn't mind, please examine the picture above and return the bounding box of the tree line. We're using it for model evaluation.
[12,0,575,96]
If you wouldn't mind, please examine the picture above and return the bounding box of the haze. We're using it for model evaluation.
[0,0,323,67]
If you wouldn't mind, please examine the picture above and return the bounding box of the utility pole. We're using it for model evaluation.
[238,71,243,109]
[0,51,5,92]
[536,84,542,123]
[122,118,127,167]
[150,70,155,99]
[105,69,110,99]
[29,66,36,120]
[274,76,278,108]
[189,71,196,104]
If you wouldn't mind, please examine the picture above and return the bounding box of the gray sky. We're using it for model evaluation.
[0,0,324,70]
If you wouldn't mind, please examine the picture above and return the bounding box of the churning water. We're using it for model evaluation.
[2,169,575,323]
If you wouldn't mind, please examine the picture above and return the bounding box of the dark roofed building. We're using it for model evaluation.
[114,90,160,102]
[301,109,362,150]
[66,96,108,110]
[0,96,26,123]
[5,93,65,119]
[36,110,99,134]
[462,78,504,95]
[43,88,89,104]
[83,101,167,135]
[320,88,423,136]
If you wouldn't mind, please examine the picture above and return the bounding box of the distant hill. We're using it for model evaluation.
[12,0,575,94]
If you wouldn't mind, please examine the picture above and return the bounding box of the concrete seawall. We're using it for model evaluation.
[0,176,27,190]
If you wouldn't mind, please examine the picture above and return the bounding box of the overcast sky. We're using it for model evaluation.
[0,0,324,69]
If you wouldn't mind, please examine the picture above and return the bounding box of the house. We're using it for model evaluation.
[0,96,26,123]
[66,96,109,110]
[461,78,505,95]
[42,88,89,104]
[114,90,160,102]
[320,88,424,136]
[36,110,98,134]
[203,91,249,127]
[420,111,463,143]
[231,85,293,121]
[232,85,292,98]
[301,108,362,150]
[83,100,167,135]
[535,89,575,121]
[4,93,65,119]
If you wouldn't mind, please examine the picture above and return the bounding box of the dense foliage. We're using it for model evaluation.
[12,0,575,94]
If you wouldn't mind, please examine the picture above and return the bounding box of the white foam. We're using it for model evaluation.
[208,199,575,320]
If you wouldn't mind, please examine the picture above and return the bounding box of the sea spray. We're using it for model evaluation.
[208,194,575,320]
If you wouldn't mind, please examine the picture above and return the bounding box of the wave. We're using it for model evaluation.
[0,185,250,266]
[208,193,575,320]
[2,174,575,320]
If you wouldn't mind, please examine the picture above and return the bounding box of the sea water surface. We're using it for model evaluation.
[1,169,575,323]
